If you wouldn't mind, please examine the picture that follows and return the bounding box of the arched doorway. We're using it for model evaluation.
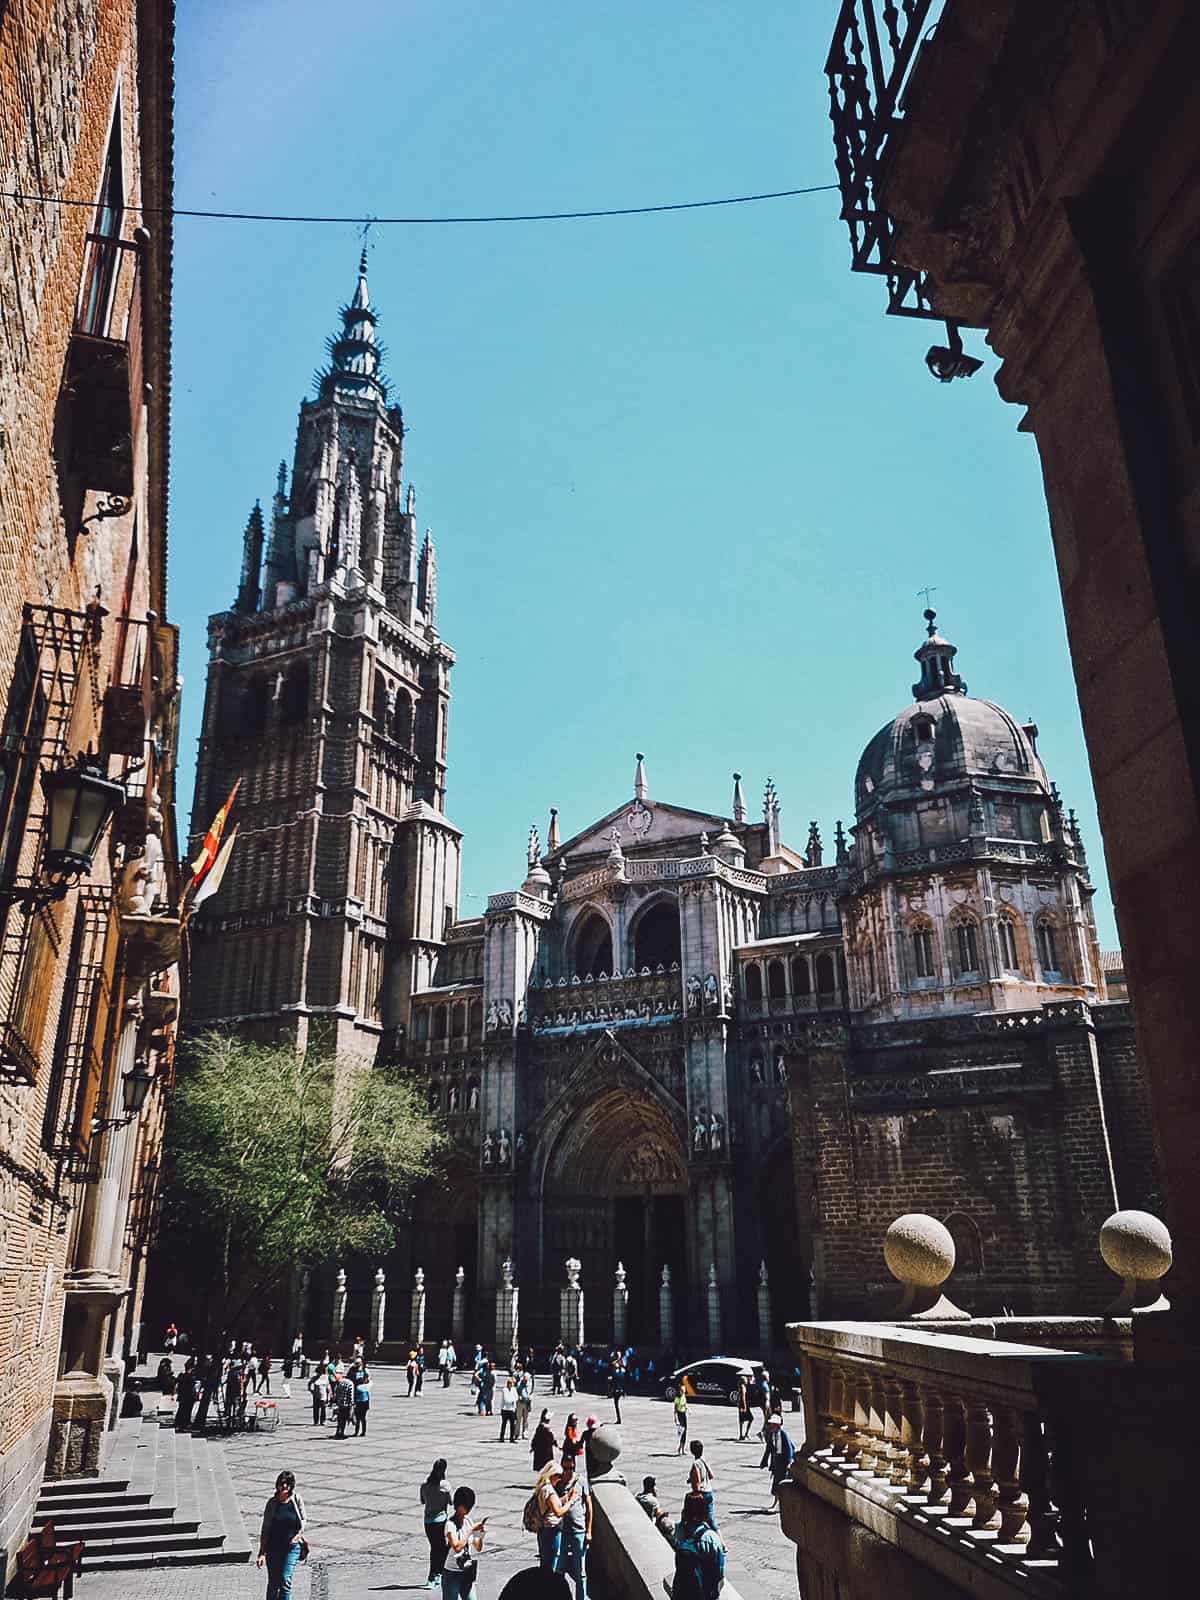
[539,1085,687,1344]
[404,1157,479,1340]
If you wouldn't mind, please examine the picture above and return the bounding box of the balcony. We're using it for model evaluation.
[60,231,145,495]
[102,616,153,758]
[528,965,682,1033]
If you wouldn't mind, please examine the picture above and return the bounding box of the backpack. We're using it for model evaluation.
[523,1490,547,1534]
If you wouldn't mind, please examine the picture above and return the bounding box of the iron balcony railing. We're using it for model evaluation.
[825,0,946,318]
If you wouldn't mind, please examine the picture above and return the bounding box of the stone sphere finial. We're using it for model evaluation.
[1099,1209,1172,1314]
[883,1213,968,1320]
[586,1422,623,1482]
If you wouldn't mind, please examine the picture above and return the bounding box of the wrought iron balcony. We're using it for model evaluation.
[825,0,946,318]
[60,230,146,495]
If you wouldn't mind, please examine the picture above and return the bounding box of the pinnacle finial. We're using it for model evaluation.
[924,606,937,636]
[527,825,541,868]
[359,246,368,278]
[634,753,648,803]
[732,772,746,825]
[547,807,560,853]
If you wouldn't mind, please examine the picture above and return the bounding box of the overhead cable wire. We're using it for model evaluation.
[0,183,838,225]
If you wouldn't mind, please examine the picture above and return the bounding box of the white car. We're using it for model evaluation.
[661,1357,762,1405]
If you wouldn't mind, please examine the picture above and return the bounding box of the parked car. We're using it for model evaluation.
[661,1358,763,1404]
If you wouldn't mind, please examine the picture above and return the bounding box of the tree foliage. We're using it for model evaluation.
[160,1033,440,1340]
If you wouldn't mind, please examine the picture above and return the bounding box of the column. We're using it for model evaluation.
[706,1262,721,1350]
[659,1265,674,1348]
[410,1266,426,1347]
[370,1266,386,1350]
[332,1265,347,1344]
[452,1265,466,1346]
[756,1260,773,1351]
[612,1262,628,1347]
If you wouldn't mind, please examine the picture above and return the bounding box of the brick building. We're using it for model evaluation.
[185,257,1155,1346]
[0,0,178,1577]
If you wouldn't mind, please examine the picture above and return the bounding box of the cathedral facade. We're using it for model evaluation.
[188,265,1158,1347]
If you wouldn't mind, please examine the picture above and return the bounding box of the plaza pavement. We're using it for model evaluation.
[79,1365,800,1600]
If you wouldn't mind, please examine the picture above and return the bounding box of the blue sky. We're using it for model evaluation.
[169,0,1117,945]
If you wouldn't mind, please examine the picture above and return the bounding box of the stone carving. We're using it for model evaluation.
[750,1059,763,1084]
[627,800,653,839]
[468,1083,480,1110]
[497,1128,511,1165]
[482,1133,494,1166]
[774,1051,788,1085]
[709,1112,724,1153]
[703,973,719,1012]
[486,1001,499,1031]
[692,1111,708,1153]
[516,1131,526,1159]
[448,1084,459,1112]
[121,800,167,916]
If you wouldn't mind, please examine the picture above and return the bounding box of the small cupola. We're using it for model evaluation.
[912,608,966,700]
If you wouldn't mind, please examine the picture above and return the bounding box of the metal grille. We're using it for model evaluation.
[42,888,114,1158]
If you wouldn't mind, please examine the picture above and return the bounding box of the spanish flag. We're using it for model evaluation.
[191,825,239,911]
[189,778,240,890]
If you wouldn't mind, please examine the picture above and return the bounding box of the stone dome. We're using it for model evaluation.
[854,612,1048,817]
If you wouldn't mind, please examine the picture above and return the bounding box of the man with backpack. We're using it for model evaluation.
[671,1492,725,1600]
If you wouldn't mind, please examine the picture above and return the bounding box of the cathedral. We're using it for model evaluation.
[188,261,1159,1347]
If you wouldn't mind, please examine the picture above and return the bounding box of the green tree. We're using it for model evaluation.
[160,1033,440,1341]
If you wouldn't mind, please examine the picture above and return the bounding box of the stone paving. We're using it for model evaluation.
[78,1366,799,1600]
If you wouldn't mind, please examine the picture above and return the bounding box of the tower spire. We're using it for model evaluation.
[417,529,437,622]
[764,778,781,856]
[235,502,264,614]
[319,250,388,403]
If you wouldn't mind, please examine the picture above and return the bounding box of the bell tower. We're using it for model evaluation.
[187,256,460,1057]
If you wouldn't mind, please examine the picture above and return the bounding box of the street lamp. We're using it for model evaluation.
[91,1057,155,1134]
[1,751,126,911]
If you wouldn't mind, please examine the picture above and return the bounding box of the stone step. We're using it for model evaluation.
[82,1544,252,1572]
[45,1516,202,1544]
[33,1501,163,1525]
[80,1529,228,1562]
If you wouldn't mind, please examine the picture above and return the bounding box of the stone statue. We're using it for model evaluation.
[498,1128,511,1165]
[448,1084,460,1112]
[468,1083,480,1110]
[751,1059,763,1085]
[498,999,513,1027]
[723,975,734,1011]
[686,975,702,1014]
[709,1112,724,1153]
[693,1112,708,1153]
[482,1133,494,1166]
[775,1052,788,1085]
[703,972,719,1012]
[516,1132,526,1159]
[486,1000,499,1031]
[122,800,167,917]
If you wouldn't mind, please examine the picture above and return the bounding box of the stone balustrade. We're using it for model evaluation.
[528,964,681,1031]
[787,1318,1098,1593]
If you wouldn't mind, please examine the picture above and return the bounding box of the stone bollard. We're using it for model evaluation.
[1099,1209,1172,1313]
[370,1266,386,1350]
[452,1265,466,1347]
[884,1214,969,1319]
[756,1259,772,1351]
[411,1266,426,1347]
[496,1257,519,1353]
[659,1264,674,1348]
[561,1257,585,1348]
[332,1264,347,1343]
[706,1262,721,1349]
[586,1421,624,1484]
[613,1261,628,1348]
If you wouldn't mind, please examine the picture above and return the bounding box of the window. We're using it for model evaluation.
[954,920,980,976]
[912,926,935,979]
[413,1010,428,1042]
[469,999,482,1034]
[744,965,763,1003]
[944,1212,983,1274]
[791,955,811,996]
[767,959,786,1000]
[998,918,1020,971]
[1037,919,1060,975]
[393,690,413,747]
[79,110,125,338]
[914,715,934,744]
[281,666,308,725]
[573,911,613,978]
[433,1005,448,1040]
[864,943,876,995]
[451,1002,466,1037]
[816,952,836,995]
[633,901,681,970]
[240,676,269,738]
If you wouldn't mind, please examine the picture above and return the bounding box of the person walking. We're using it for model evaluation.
[416,1349,426,1394]
[332,1370,354,1439]
[673,1389,688,1455]
[443,1486,487,1600]
[193,1356,218,1432]
[687,1440,717,1528]
[531,1409,557,1472]
[446,1340,458,1380]
[736,1375,753,1441]
[438,1342,450,1387]
[308,1368,329,1426]
[174,1359,197,1431]
[480,1362,496,1416]
[256,1470,306,1600]
[408,1350,420,1397]
[420,1458,452,1589]
[532,1461,575,1574]
[499,1375,519,1442]
[757,1369,773,1439]
[223,1358,243,1433]
[550,1346,564,1396]
[258,1352,273,1395]
[515,1368,534,1439]
[555,1454,591,1600]
[560,1414,581,1469]
[563,1352,578,1396]
[671,1492,724,1600]
[246,1351,260,1394]
[760,1413,796,1511]
[352,1365,372,1436]
[609,1359,625,1427]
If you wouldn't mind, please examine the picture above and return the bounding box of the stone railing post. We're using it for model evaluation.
[331,1264,347,1344]
[496,1257,519,1355]
[944,1395,973,1517]
[993,1405,1029,1544]
[706,1262,721,1350]
[659,1264,674,1348]
[410,1266,426,1348]
[612,1262,628,1348]
[369,1266,386,1350]
[452,1265,466,1347]
[966,1402,999,1531]
[561,1257,584,1348]
[756,1260,772,1351]
[921,1386,948,1505]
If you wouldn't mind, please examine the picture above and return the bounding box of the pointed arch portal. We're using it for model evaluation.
[539,1083,688,1343]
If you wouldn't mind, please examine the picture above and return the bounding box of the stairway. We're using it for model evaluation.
[33,1410,253,1571]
